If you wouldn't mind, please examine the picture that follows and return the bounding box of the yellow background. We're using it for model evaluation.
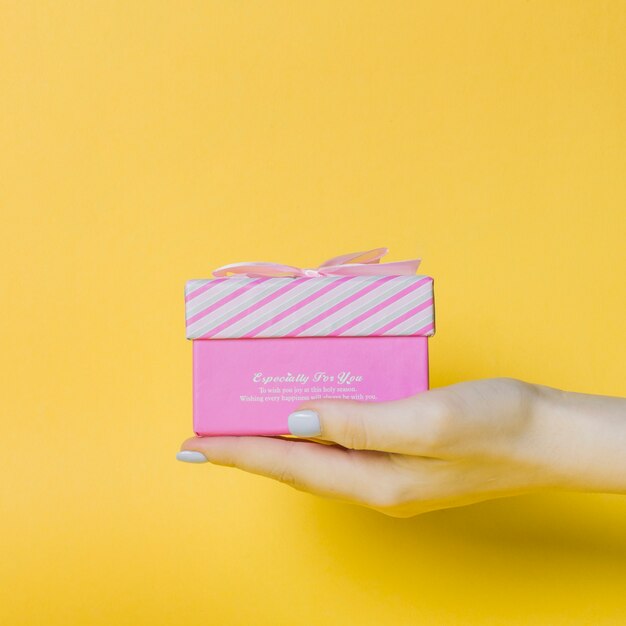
[1,1,625,624]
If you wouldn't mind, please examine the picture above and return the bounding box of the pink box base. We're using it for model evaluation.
[193,335,429,436]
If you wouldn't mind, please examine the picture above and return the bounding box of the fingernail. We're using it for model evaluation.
[288,409,321,437]
[176,450,208,463]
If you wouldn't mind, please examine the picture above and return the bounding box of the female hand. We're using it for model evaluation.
[177,377,626,517]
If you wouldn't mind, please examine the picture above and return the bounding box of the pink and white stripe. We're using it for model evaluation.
[185,275,435,339]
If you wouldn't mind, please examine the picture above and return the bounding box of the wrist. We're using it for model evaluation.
[529,382,626,494]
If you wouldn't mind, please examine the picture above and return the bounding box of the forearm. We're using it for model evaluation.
[532,383,626,494]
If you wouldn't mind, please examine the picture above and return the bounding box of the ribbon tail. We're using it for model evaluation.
[212,262,304,278]
[317,247,388,268]
[322,258,421,276]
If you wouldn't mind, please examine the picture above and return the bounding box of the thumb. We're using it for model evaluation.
[286,390,450,455]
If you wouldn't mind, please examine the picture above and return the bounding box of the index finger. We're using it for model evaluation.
[179,435,395,505]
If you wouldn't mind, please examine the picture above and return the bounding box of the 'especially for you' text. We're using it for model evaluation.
[252,371,363,386]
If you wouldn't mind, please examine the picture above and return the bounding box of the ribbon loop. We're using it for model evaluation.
[212,248,421,278]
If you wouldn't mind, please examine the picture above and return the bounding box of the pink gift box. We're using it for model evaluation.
[184,249,436,436]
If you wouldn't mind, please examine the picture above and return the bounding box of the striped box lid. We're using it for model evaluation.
[185,274,435,340]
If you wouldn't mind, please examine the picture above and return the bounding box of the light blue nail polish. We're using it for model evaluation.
[288,409,321,437]
[176,450,208,463]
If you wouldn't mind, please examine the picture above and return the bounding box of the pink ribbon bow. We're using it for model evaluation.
[212,247,421,278]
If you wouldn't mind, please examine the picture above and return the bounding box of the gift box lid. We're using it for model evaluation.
[185,248,435,340]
